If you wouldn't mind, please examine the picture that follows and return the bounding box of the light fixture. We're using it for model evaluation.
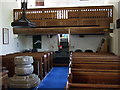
[11,0,36,28]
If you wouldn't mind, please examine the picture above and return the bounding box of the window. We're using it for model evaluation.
[36,0,44,6]
[61,34,69,39]
[33,35,41,49]
[3,28,9,44]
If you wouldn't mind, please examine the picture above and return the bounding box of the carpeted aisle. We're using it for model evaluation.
[8,67,69,90]
[36,67,69,89]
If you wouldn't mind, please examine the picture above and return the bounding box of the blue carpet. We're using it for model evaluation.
[8,67,69,90]
[36,67,69,89]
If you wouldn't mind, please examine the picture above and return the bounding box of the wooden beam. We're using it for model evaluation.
[70,27,112,34]
[13,27,112,35]
[13,28,68,35]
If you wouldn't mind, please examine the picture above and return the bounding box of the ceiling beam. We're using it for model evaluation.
[13,27,112,35]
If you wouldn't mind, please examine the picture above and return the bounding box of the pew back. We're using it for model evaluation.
[2,52,53,80]
[67,52,120,90]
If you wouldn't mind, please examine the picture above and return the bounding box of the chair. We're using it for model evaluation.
[85,49,93,52]
[75,49,83,52]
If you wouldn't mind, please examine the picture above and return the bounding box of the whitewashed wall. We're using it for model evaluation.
[1,0,27,55]
[69,35,105,52]
[109,1,120,55]
[16,0,120,8]
[24,35,59,51]
[41,35,58,51]
[117,1,120,56]
[118,30,120,56]
[0,1,2,55]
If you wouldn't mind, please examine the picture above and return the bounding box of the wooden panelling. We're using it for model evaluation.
[2,52,54,80]
[68,11,79,19]
[13,27,112,35]
[44,19,78,26]
[68,83,120,89]
[13,6,113,34]
[13,28,69,35]
[67,52,120,89]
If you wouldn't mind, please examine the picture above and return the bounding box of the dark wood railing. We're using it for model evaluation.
[13,6,113,34]
[13,6,113,28]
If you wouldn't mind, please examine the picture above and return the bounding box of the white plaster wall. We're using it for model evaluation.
[118,30,120,56]
[109,1,120,55]
[118,1,120,19]
[41,35,58,51]
[2,1,17,55]
[25,35,33,50]
[108,2,118,54]
[115,29,120,56]
[16,0,120,8]
[23,35,59,51]
[44,0,120,8]
[0,1,2,55]
[69,35,105,52]
[1,0,27,55]
[117,1,120,56]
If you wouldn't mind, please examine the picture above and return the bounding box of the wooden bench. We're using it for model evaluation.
[70,53,119,68]
[67,83,120,90]
[71,56,120,70]
[71,62,120,70]
[2,52,54,80]
[67,66,120,89]
[72,56,119,62]
[71,52,115,57]
[68,70,120,88]
[0,71,9,90]
[67,52,120,89]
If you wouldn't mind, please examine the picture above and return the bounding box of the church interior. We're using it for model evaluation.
[0,0,120,90]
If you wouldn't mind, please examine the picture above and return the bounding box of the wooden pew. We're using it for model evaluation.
[71,52,115,57]
[43,52,54,73]
[72,62,120,70]
[67,70,120,89]
[67,66,120,89]
[70,52,118,63]
[72,57,119,62]
[2,52,53,80]
[71,56,120,70]
[23,52,53,78]
[18,52,53,78]
[2,55,16,77]
[49,52,54,69]
[67,83,120,90]
[67,52,120,90]
[21,52,46,79]
[71,53,120,69]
